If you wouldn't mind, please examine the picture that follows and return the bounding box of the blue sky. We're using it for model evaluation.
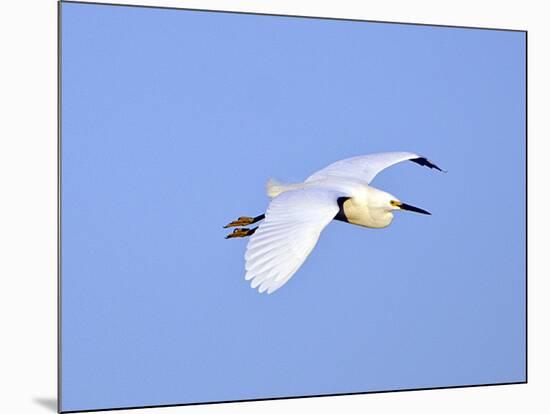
[61,3,526,411]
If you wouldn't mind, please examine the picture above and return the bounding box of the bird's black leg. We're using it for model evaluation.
[223,214,265,228]
[225,226,259,239]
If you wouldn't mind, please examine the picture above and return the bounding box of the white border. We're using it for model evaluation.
[1,1,547,413]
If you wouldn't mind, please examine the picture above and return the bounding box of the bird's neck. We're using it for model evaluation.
[338,197,394,229]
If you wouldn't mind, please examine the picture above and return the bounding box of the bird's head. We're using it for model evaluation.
[370,188,431,216]
[388,197,431,215]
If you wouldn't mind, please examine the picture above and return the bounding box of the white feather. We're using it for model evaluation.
[306,152,423,184]
[244,188,342,294]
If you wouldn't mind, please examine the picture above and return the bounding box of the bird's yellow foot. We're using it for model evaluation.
[223,216,256,228]
[225,227,257,239]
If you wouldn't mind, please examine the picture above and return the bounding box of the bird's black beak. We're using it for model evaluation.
[399,202,431,215]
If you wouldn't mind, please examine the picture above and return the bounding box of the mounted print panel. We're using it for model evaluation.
[59,1,526,412]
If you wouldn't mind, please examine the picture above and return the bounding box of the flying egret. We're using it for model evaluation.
[224,152,444,294]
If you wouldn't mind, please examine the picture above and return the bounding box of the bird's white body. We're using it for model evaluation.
[268,178,395,229]
[235,151,443,294]
[336,185,395,229]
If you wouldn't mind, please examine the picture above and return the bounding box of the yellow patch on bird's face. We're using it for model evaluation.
[390,200,402,207]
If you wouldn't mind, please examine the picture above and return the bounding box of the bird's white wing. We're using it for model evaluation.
[245,188,342,294]
[306,152,443,184]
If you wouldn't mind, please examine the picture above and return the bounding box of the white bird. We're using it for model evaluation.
[224,152,444,294]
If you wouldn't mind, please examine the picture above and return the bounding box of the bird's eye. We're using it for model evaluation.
[390,200,400,207]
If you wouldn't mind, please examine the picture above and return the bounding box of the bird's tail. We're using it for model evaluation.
[266,178,303,198]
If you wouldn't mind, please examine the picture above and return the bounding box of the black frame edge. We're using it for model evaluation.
[59,0,527,33]
[57,0,63,413]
